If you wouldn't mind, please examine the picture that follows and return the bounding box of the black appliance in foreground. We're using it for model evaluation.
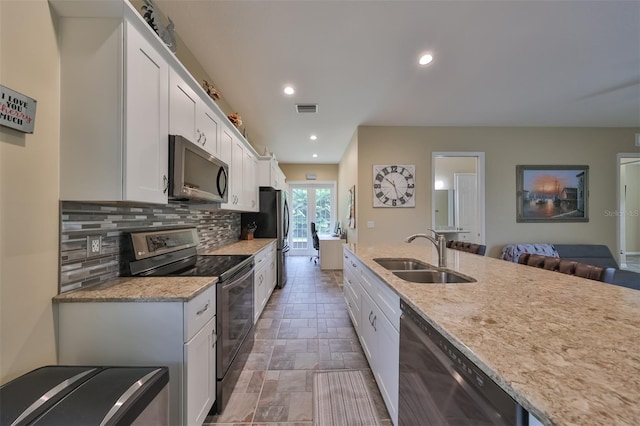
[0,366,168,426]
[399,300,528,426]
[241,187,290,288]
[125,227,254,415]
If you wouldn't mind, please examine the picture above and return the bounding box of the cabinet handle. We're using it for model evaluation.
[212,328,217,347]
[372,315,377,332]
[162,175,168,194]
[196,303,209,316]
[351,261,357,268]
[369,311,374,325]
[344,254,348,259]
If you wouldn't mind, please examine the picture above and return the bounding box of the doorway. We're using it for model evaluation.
[289,182,337,256]
[432,152,485,244]
[617,153,640,271]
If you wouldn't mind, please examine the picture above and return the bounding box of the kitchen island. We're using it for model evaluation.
[345,242,640,426]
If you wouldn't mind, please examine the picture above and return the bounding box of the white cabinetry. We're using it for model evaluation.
[254,241,277,322]
[343,253,363,335]
[257,156,287,190]
[169,68,219,157]
[221,126,258,212]
[245,150,259,211]
[57,285,217,426]
[343,248,399,425]
[57,7,168,204]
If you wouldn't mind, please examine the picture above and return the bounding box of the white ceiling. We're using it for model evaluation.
[155,0,640,163]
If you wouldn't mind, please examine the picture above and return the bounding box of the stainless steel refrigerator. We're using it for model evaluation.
[241,187,289,287]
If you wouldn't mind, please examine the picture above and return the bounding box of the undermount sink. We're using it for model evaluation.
[373,258,434,271]
[392,270,476,284]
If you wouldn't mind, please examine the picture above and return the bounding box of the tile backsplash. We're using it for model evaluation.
[60,201,241,293]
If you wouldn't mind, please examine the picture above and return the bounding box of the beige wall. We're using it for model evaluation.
[279,163,338,183]
[338,131,358,243]
[1,0,60,383]
[353,126,639,257]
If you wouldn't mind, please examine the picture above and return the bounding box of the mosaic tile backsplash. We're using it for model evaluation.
[60,202,241,293]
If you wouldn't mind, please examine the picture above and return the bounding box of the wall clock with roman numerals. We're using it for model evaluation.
[373,165,416,207]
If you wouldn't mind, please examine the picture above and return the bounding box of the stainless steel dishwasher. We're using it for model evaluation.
[399,300,528,425]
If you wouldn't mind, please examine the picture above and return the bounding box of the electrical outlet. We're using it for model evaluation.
[86,235,102,258]
[367,221,375,228]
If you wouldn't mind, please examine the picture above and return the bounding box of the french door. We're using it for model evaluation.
[289,183,336,256]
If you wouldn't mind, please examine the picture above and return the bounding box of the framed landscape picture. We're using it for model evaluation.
[516,165,589,223]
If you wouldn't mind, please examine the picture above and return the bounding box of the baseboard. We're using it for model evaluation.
[625,251,640,256]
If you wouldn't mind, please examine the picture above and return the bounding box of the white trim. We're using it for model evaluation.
[617,152,640,268]
[432,152,486,245]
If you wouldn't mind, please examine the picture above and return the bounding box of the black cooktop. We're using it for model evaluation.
[174,255,252,278]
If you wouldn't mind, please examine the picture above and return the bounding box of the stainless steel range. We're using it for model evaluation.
[124,227,254,415]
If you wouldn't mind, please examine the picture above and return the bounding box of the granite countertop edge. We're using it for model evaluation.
[53,239,277,303]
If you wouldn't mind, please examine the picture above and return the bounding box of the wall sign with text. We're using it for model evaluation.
[0,85,37,134]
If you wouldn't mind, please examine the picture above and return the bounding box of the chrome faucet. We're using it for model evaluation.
[405,229,447,268]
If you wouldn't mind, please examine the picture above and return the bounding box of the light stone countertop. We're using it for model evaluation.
[52,276,216,302]
[199,238,276,255]
[345,242,640,426]
[53,239,276,303]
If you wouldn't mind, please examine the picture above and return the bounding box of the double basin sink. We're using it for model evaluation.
[373,258,476,284]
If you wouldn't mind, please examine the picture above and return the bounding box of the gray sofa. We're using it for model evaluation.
[502,243,639,290]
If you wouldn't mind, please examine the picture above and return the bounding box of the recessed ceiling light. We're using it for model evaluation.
[310,135,317,141]
[418,53,433,66]
[312,154,318,158]
[284,86,295,95]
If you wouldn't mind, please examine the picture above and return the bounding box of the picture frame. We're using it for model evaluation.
[516,165,589,222]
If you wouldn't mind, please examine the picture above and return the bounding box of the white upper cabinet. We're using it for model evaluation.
[124,22,169,203]
[257,156,287,190]
[244,150,258,211]
[169,68,198,142]
[220,125,258,212]
[54,0,256,206]
[169,68,220,157]
[57,3,169,204]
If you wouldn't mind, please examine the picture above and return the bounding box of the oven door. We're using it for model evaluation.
[216,264,254,378]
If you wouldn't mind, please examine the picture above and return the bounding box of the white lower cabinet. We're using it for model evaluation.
[57,285,217,426]
[254,242,277,322]
[343,248,399,425]
[343,260,362,335]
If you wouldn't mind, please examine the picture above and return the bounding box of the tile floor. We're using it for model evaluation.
[205,255,391,426]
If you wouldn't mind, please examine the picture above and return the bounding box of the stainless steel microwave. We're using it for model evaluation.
[168,135,229,204]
